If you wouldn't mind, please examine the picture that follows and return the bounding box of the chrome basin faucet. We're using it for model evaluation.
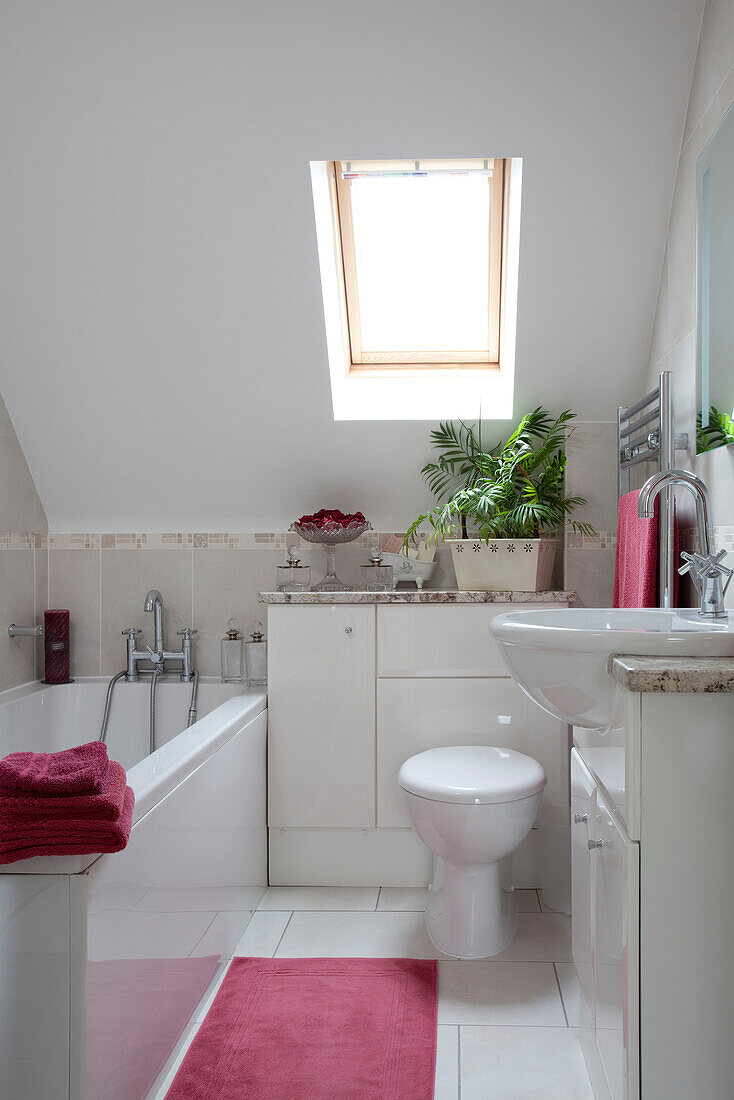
[638,469,731,618]
[122,590,198,680]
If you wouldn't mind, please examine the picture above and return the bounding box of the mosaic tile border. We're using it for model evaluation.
[0,533,37,549]
[36,532,395,550]
[564,528,617,550]
[680,525,734,555]
[29,528,630,551]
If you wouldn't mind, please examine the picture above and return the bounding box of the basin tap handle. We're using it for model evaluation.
[121,627,142,637]
[177,628,198,639]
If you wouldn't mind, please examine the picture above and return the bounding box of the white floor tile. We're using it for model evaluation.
[434,1025,459,1100]
[275,910,453,959]
[377,887,428,911]
[460,1026,593,1099]
[232,910,291,957]
[190,910,255,959]
[88,909,213,962]
[555,962,580,1026]
[493,913,572,962]
[515,889,541,913]
[135,885,264,912]
[258,886,378,911]
[439,961,565,1026]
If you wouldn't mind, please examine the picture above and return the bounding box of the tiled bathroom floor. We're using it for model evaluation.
[147,888,593,1099]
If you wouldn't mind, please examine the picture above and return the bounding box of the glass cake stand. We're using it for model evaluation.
[290,520,372,591]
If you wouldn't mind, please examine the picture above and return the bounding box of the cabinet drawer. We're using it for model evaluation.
[377,603,566,677]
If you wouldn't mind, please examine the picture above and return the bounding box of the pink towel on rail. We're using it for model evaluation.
[613,490,679,608]
[0,760,127,821]
[0,740,109,795]
[0,785,134,864]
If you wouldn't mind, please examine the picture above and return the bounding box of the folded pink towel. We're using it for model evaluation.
[0,785,134,864]
[613,490,679,608]
[0,741,109,795]
[613,491,659,608]
[0,760,127,821]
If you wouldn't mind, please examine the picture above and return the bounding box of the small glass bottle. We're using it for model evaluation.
[276,544,311,592]
[245,621,268,688]
[220,618,246,682]
[360,545,394,591]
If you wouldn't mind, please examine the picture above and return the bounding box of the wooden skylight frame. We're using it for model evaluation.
[329,158,509,376]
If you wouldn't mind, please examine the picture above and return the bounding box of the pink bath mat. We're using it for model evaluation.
[165,957,438,1099]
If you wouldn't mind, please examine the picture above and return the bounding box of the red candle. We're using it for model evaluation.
[44,609,70,684]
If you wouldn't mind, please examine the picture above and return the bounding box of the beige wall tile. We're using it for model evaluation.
[564,548,615,608]
[101,549,193,674]
[48,549,101,677]
[565,421,619,533]
[193,549,280,677]
[34,546,48,678]
[0,549,36,690]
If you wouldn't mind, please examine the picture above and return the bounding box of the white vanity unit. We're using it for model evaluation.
[573,657,734,1100]
[260,590,573,900]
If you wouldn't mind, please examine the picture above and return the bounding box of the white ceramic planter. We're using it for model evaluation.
[447,538,559,592]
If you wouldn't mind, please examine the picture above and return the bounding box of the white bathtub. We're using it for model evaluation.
[0,677,268,1099]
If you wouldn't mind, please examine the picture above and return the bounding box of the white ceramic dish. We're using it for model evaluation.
[380,551,436,589]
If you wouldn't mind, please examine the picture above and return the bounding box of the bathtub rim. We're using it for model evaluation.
[0,679,267,875]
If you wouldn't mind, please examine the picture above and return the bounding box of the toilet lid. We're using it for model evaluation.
[398,746,547,805]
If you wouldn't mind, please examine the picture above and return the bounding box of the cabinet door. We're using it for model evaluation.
[378,677,569,828]
[377,604,523,677]
[571,750,595,1051]
[267,605,376,827]
[592,786,639,1100]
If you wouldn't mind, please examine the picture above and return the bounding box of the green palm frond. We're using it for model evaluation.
[404,406,594,546]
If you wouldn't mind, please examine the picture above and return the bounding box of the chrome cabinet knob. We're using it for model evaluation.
[573,813,589,824]
[345,627,353,635]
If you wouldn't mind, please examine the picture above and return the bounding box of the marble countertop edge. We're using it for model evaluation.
[259,589,576,605]
[609,655,734,693]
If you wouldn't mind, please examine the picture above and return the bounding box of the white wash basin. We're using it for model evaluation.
[490,608,734,732]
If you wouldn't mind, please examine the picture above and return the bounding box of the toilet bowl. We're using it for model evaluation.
[398,745,546,958]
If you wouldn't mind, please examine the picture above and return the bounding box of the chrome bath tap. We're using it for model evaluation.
[144,589,165,657]
[122,590,198,680]
[638,469,731,618]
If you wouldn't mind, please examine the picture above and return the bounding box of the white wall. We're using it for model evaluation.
[644,0,734,584]
[0,394,48,688]
[0,0,701,531]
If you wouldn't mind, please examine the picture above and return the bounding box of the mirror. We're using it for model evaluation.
[697,101,734,454]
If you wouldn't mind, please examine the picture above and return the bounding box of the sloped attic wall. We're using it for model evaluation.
[0,0,702,532]
[643,0,734,576]
[0,392,48,688]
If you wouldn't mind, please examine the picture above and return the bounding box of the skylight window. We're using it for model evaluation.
[334,159,505,370]
[310,157,521,419]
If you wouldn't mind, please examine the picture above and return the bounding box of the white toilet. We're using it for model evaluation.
[398,745,546,958]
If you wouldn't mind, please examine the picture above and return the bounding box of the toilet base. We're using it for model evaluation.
[425,856,517,958]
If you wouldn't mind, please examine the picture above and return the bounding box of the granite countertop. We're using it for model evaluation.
[259,589,575,605]
[609,655,734,693]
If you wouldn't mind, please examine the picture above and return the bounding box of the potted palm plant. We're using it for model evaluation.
[404,408,595,591]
